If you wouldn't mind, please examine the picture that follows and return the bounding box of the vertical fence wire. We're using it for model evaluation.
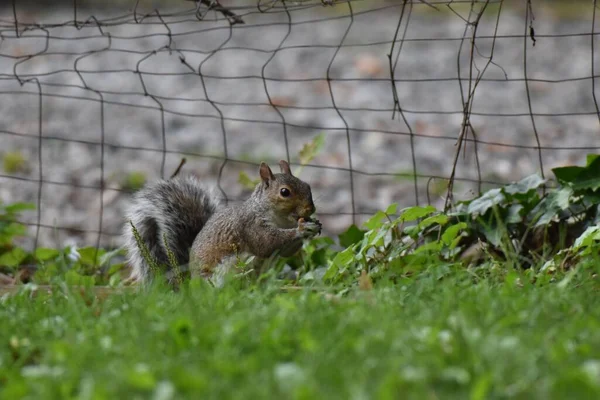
[0,0,598,251]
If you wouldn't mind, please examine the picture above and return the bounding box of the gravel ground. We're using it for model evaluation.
[0,1,599,250]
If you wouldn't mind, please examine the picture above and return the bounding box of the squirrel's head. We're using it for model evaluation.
[257,160,316,223]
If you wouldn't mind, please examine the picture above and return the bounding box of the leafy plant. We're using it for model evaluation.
[449,154,600,269]
[0,201,125,285]
[238,170,260,191]
[2,153,599,293]
[293,203,469,289]
[121,171,147,191]
[295,131,326,176]
[0,202,36,271]
[2,151,29,174]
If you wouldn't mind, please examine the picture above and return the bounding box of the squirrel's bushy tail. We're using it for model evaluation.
[123,175,224,283]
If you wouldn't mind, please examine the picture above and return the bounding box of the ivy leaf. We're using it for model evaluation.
[587,153,600,166]
[530,187,573,226]
[506,204,524,224]
[572,226,600,250]
[503,174,546,195]
[467,188,505,216]
[552,156,600,191]
[338,225,366,248]
[552,166,583,185]
[480,222,503,247]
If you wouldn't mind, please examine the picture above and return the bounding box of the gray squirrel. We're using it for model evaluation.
[123,160,322,285]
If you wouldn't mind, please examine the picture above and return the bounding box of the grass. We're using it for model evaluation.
[2,265,600,400]
[2,157,599,399]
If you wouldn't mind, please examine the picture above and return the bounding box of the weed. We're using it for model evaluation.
[2,151,29,174]
[122,171,147,192]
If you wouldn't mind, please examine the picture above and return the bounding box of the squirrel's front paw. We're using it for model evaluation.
[298,217,322,238]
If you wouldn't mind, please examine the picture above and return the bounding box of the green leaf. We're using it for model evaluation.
[480,222,503,247]
[363,211,388,230]
[0,247,28,268]
[77,247,106,266]
[552,157,600,191]
[586,153,600,166]
[322,262,339,282]
[467,188,505,216]
[552,166,583,185]
[306,248,327,269]
[399,205,436,222]
[530,187,573,226]
[506,204,524,224]
[34,247,60,262]
[573,226,600,250]
[441,223,467,246]
[582,192,600,207]
[323,247,355,281]
[504,174,546,195]
[418,214,449,229]
[64,270,95,286]
[402,225,420,239]
[238,171,259,191]
[108,262,126,276]
[384,203,398,215]
[298,132,326,165]
[338,225,366,248]
[99,248,124,267]
[323,248,354,282]
[332,247,354,268]
[412,241,442,254]
[3,202,36,214]
[0,222,27,245]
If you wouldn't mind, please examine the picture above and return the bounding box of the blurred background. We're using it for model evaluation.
[0,0,598,250]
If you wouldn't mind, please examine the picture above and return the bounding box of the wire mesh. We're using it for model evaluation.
[0,0,598,251]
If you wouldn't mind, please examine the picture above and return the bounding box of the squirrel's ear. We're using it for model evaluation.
[259,162,274,185]
[279,160,293,176]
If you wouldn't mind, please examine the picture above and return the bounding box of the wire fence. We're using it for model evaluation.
[1,0,599,251]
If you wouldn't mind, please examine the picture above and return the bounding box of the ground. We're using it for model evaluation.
[1,265,600,399]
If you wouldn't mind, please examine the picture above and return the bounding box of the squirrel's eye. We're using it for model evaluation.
[280,188,291,198]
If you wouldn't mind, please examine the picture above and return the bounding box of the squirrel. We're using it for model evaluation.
[123,160,322,286]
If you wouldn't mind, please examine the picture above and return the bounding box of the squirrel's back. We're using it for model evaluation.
[122,175,224,283]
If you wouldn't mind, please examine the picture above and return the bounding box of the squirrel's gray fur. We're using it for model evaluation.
[123,175,223,283]
[123,161,321,285]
